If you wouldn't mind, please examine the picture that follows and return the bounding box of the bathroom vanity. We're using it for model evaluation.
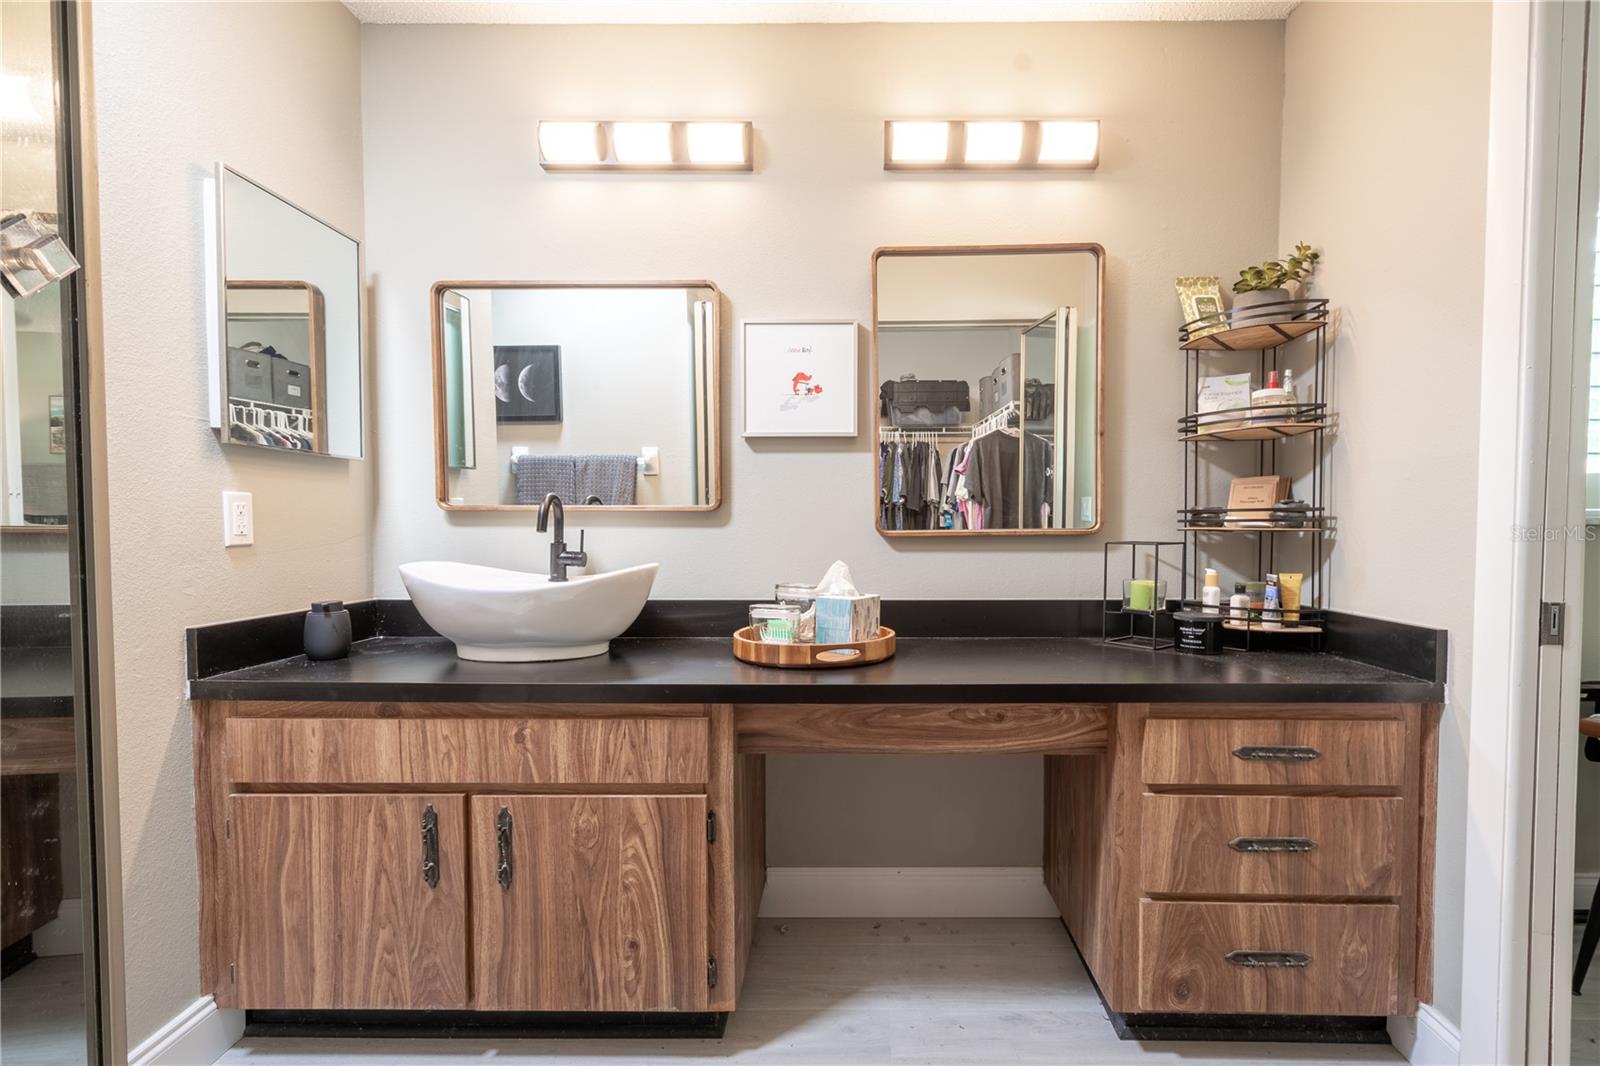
[187,603,1443,1040]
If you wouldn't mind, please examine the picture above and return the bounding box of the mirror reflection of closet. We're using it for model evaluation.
[873,245,1103,536]
[210,165,362,458]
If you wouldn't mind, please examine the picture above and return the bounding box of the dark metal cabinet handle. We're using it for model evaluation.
[1224,950,1312,969]
[1232,744,1321,762]
[496,806,513,890]
[1229,836,1317,853]
[420,804,440,889]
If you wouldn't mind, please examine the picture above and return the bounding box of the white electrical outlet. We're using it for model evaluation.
[223,491,253,547]
[1080,496,1094,523]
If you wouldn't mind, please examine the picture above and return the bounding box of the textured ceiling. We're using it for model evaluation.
[341,1,1300,25]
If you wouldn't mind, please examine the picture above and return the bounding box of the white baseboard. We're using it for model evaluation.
[759,866,1061,918]
[32,897,82,957]
[1388,1003,1461,1066]
[128,995,243,1066]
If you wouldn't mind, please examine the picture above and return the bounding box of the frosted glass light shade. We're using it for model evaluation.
[686,122,748,164]
[1037,120,1100,165]
[611,122,674,163]
[537,122,602,163]
[889,121,951,164]
[964,121,1025,163]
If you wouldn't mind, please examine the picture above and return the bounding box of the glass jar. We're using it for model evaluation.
[749,603,801,644]
[773,582,816,610]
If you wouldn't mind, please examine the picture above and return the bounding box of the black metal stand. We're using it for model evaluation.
[1178,299,1333,651]
[1101,540,1181,651]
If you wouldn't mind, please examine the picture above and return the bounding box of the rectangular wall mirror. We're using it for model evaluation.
[210,165,362,457]
[873,244,1102,536]
[430,281,722,511]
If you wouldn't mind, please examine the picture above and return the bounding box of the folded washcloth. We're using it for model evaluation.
[574,454,637,506]
[513,454,577,505]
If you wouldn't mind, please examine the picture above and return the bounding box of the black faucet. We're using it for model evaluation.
[535,493,588,582]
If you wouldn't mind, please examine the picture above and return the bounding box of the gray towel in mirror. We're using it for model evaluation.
[513,454,577,505]
[575,454,637,506]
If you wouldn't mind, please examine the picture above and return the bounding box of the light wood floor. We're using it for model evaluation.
[0,953,89,1065]
[220,919,1406,1065]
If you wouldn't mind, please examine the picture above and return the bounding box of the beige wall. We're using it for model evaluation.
[1278,0,1491,1027]
[361,18,1285,875]
[88,0,370,1048]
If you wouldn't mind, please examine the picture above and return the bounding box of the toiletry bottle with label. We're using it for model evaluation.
[1262,574,1283,628]
[1229,582,1250,621]
[1201,568,1222,614]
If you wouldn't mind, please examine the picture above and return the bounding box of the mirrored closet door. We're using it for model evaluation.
[1,2,106,1063]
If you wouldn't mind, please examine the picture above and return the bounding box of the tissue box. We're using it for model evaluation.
[815,594,880,644]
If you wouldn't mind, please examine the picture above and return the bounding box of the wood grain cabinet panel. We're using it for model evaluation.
[471,794,708,1012]
[1138,900,1399,1015]
[230,793,468,1009]
[404,718,708,785]
[1141,794,1403,898]
[227,719,403,783]
[1141,717,1406,789]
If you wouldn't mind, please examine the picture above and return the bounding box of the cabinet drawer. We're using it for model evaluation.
[1138,900,1399,1015]
[1141,718,1406,788]
[402,718,707,785]
[1141,794,1403,898]
[228,717,708,785]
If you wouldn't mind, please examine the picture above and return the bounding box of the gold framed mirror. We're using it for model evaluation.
[872,244,1104,536]
[429,280,723,512]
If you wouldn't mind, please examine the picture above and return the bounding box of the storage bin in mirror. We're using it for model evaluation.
[873,244,1102,536]
[210,165,362,457]
[429,281,722,512]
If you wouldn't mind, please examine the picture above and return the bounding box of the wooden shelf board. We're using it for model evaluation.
[1181,319,1325,352]
[1181,421,1326,442]
[1222,621,1324,635]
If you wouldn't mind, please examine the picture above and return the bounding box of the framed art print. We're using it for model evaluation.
[493,344,562,423]
[742,320,858,437]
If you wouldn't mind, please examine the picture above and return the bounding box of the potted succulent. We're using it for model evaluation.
[1232,242,1320,323]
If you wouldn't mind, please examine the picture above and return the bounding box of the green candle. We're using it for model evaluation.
[1128,579,1156,613]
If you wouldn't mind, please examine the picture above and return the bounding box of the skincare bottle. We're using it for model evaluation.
[1201,568,1222,614]
[1229,582,1250,620]
[1250,369,1292,412]
[1282,367,1296,402]
[1262,574,1283,628]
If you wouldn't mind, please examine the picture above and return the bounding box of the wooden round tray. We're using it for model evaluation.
[731,626,896,669]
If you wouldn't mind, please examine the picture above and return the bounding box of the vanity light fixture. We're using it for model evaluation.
[537,121,604,165]
[537,120,753,172]
[884,119,1100,171]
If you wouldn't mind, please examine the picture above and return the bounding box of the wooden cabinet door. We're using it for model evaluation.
[231,793,468,1009]
[472,794,708,1012]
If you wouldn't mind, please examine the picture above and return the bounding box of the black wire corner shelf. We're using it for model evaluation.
[1178,304,1333,649]
[1178,298,1330,351]
[1177,401,1329,441]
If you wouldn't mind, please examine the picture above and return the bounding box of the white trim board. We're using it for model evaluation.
[758,866,1061,918]
[127,995,242,1066]
[1388,1004,1463,1066]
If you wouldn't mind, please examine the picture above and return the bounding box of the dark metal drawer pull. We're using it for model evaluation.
[420,804,440,889]
[1232,744,1321,762]
[496,806,514,890]
[1224,950,1312,969]
[1229,836,1317,853]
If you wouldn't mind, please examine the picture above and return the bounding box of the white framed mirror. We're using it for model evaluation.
[208,165,362,458]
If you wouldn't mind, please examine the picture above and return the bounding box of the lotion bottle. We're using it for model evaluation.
[1262,574,1283,628]
[1201,568,1222,614]
[1229,582,1250,620]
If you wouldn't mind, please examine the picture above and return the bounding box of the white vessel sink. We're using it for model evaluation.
[398,560,659,662]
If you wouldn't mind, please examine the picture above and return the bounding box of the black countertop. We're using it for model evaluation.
[187,634,1443,705]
